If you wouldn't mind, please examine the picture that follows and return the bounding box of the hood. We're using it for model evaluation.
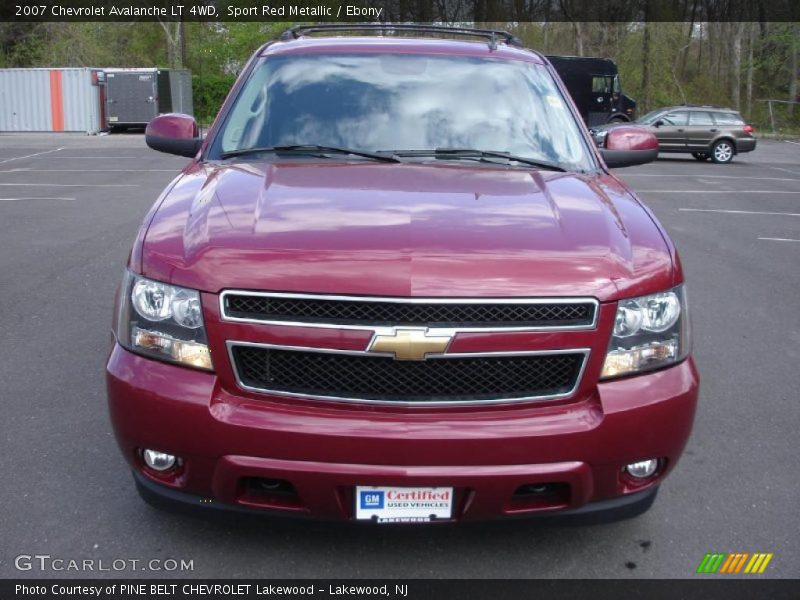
[140,160,674,301]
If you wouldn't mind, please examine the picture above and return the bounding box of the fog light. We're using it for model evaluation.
[143,449,176,472]
[625,459,659,479]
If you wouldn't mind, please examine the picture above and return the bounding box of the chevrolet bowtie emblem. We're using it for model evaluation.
[368,328,453,361]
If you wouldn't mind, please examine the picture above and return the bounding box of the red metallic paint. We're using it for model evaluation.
[109,35,698,521]
[140,162,674,301]
[145,113,199,139]
[107,344,697,520]
[604,126,660,151]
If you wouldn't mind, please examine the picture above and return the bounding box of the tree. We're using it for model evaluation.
[156,20,184,69]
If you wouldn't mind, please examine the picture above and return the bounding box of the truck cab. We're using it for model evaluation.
[546,55,637,126]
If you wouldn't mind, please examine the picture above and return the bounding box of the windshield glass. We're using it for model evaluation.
[636,109,666,125]
[209,54,592,170]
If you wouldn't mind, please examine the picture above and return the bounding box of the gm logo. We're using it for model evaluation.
[359,491,384,509]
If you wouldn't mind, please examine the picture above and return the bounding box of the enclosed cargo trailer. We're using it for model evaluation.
[104,68,193,128]
[0,68,105,134]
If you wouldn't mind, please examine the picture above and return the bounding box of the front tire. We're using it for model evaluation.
[692,152,710,161]
[711,140,735,164]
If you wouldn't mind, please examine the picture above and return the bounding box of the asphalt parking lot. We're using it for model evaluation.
[0,133,797,579]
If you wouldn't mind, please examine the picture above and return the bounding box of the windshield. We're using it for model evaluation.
[209,53,592,171]
[636,109,666,125]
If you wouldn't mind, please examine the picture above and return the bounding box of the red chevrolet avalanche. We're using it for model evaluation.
[107,25,698,523]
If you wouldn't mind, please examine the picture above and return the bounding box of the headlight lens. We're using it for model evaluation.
[602,285,690,379]
[115,271,213,371]
[131,279,174,321]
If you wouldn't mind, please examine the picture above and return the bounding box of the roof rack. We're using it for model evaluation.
[680,103,728,109]
[279,24,523,50]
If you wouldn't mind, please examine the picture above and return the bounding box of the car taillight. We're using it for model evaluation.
[744,124,754,133]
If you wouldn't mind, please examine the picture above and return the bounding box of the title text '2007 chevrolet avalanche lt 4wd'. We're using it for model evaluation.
[107,25,698,524]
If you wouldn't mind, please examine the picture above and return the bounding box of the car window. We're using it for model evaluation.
[713,112,745,125]
[592,76,612,93]
[212,54,592,170]
[661,112,688,126]
[637,109,666,125]
[689,111,715,126]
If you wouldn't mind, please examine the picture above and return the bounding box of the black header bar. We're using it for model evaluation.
[3,0,799,22]
[3,579,800,600]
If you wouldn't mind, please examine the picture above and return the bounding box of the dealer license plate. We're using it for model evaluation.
[355,486,454,523]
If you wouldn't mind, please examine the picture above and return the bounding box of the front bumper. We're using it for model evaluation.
[107,344,698,522]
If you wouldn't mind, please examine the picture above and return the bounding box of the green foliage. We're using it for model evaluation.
[192,72,237,126]
[2,20,796,133]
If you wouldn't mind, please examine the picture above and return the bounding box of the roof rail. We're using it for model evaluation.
[680,103,727,109]
[279,23,523,50]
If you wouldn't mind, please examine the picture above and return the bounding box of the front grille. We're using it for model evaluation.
[230,346,585,403]
[223,293,596,329]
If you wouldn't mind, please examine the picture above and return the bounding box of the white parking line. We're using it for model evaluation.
[0,182,138,187]
[679,208,800,217]
[52,156,186,159]
[766,165,800,176]
[624,174,799,182]
[784,140,800,145]
[758,237,800,242]
[0,147,65,164]
[0,169,177,173]
[642,190,800,194]
[0,197,76,201]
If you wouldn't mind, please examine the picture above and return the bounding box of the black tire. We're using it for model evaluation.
[608,117,627,124]
[692,152,710,161]
[711,139,735,164]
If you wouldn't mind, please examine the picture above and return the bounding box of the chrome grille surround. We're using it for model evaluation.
[220,291,599,332]
[220,292,596,406]
[226,340,590,406]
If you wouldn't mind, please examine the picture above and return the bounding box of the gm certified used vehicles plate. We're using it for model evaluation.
[107,24,698,524]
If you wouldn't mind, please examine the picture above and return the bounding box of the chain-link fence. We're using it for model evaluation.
[754,100,800,135]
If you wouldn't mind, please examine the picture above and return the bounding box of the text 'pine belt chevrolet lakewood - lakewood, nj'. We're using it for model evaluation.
[107,25,698,524]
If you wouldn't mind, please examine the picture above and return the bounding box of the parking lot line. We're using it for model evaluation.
[623,174,799,182]
[765,165,800,176]
[46,156,186,159]
[0,197,76,201]
[758,237,800,242]
[0,169,177,173]
[643,190,800,194]
[679,208,800,217]
[0,147,65,164]
[0,182,138,187]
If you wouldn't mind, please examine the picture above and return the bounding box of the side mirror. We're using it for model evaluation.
[145,113,201,157]
[653,119,664,128]
[599,125,659,168]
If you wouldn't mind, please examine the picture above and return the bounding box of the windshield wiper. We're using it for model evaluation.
[390,148,565,171]
[220,144,400,162]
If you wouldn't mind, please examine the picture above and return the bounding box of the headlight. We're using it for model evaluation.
[601,285,690,379]
[115,271,213,371]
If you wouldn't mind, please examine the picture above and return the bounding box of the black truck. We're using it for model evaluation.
[546,56,637,126]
